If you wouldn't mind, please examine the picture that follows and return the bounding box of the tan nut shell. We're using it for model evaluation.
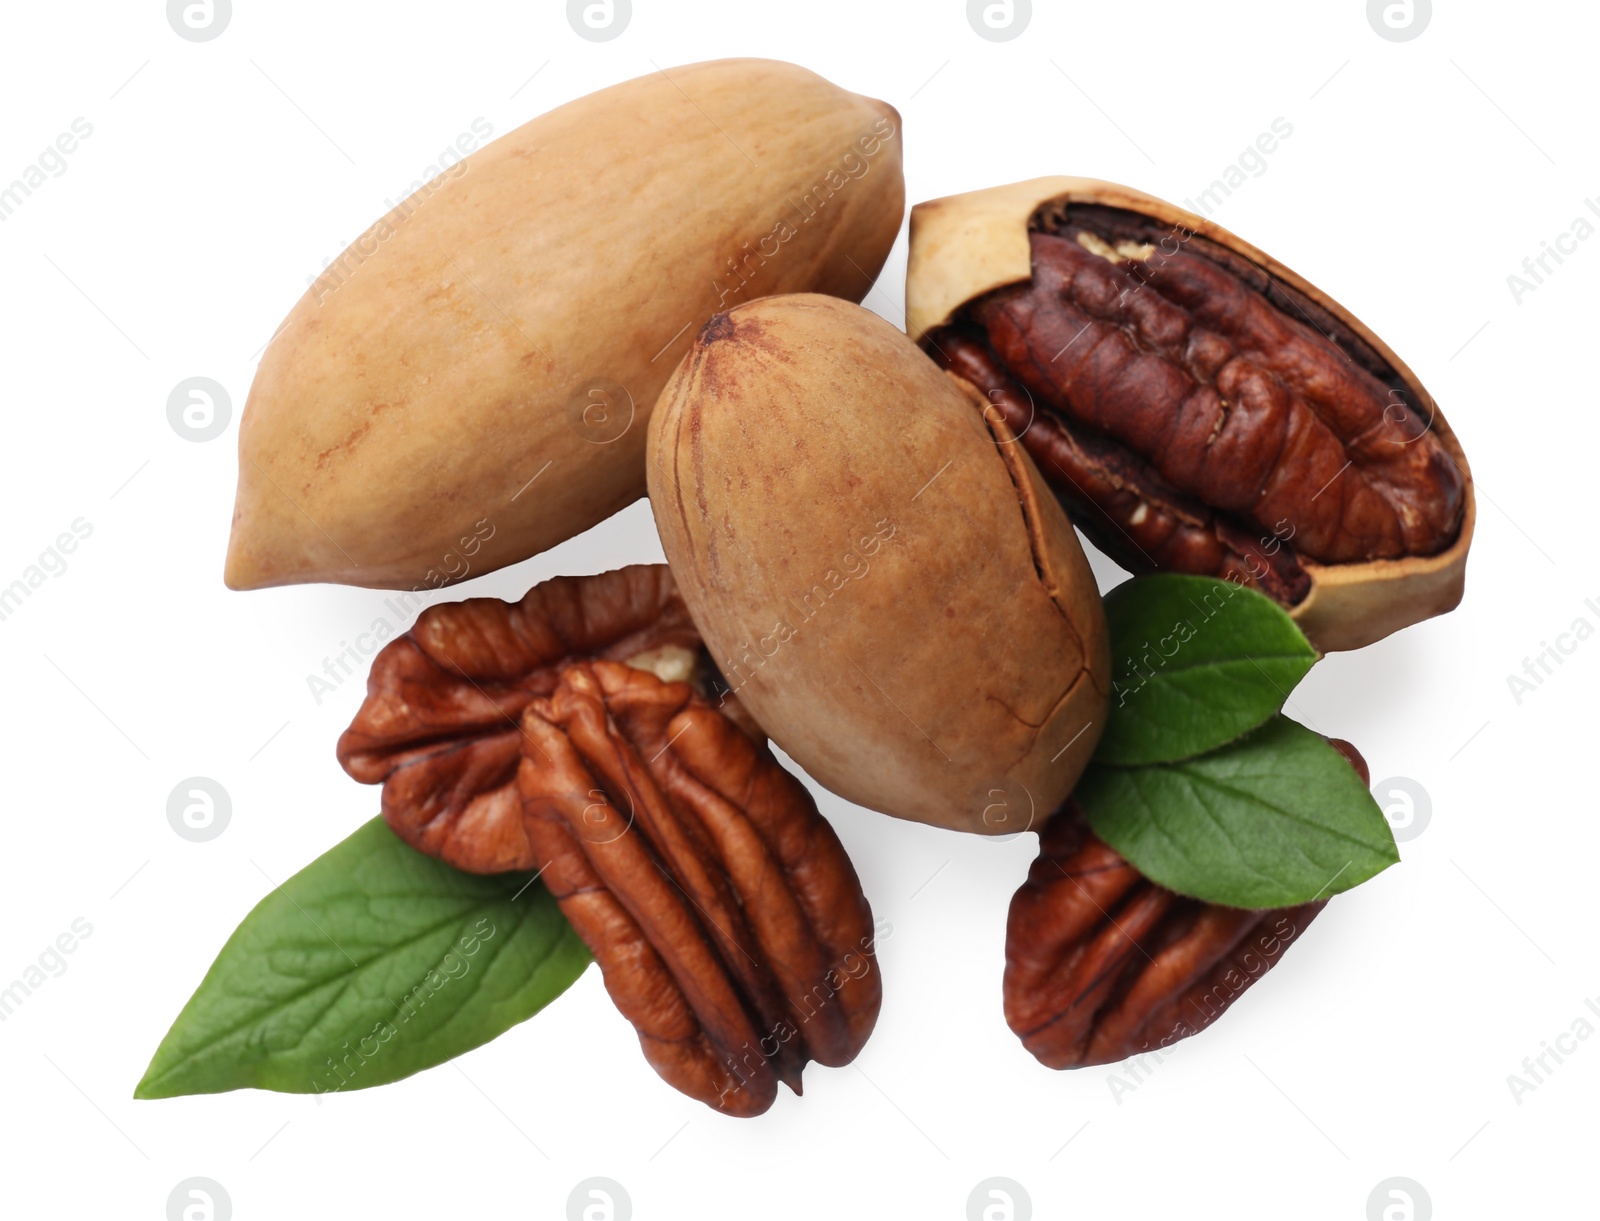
[647,294,1111,835]
[226,59,904,591]
[906,177,1474,653]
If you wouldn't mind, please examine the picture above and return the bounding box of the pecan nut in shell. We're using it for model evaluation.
[226,59,904,591]
[1005,739,1369,1069]
[647,294,1111,836]
[908,178,1474,652]
[337,566,880,1114]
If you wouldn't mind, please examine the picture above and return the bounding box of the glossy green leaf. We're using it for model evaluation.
[1077,716,1399,909]
[1096,574,1319,765]
[136,818,590,1099]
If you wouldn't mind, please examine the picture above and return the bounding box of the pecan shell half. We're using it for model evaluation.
[1005,738,1368,1069]
[909,178,1474,651]
[337,565,880,1114]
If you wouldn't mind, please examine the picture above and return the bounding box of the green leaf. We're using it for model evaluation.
[136,818,590,1099]
[1096,574,1319,765]
[1077,716,1399,909]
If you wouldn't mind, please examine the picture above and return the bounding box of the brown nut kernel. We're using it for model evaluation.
[337,565,880,1115]
[647,294,1111,836]
[337,565,702,873]
[1005,738,1369,1068]
[520,660,880,1116]
[908,178,1474,651]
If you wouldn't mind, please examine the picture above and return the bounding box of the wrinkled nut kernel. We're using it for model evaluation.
[908,178,1474,652]
[337,565,880,1115]
[519,661,881,1116]
[227,59,904,591]
[337,565,703,872]
[1004,738,1369,1069]
[648,294,1111,835]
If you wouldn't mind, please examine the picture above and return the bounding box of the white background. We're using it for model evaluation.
[0,1,1593,1217]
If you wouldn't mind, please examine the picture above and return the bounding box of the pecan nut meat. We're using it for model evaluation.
[1005,738,1368,1069]
[909,178,1475,651]
[337,565,880,1114]
[931,329,1314,607]
[519,660,881,1116]
[337,564,702,873]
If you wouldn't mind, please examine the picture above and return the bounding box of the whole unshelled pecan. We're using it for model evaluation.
[337,565,880,1115]
[1005,739,1368,1069]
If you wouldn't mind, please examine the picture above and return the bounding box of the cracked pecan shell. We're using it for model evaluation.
[337,565,880,1114]
[1005,738,1368,1069]
[647,293,1110,835]
[908,178,1474,651]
